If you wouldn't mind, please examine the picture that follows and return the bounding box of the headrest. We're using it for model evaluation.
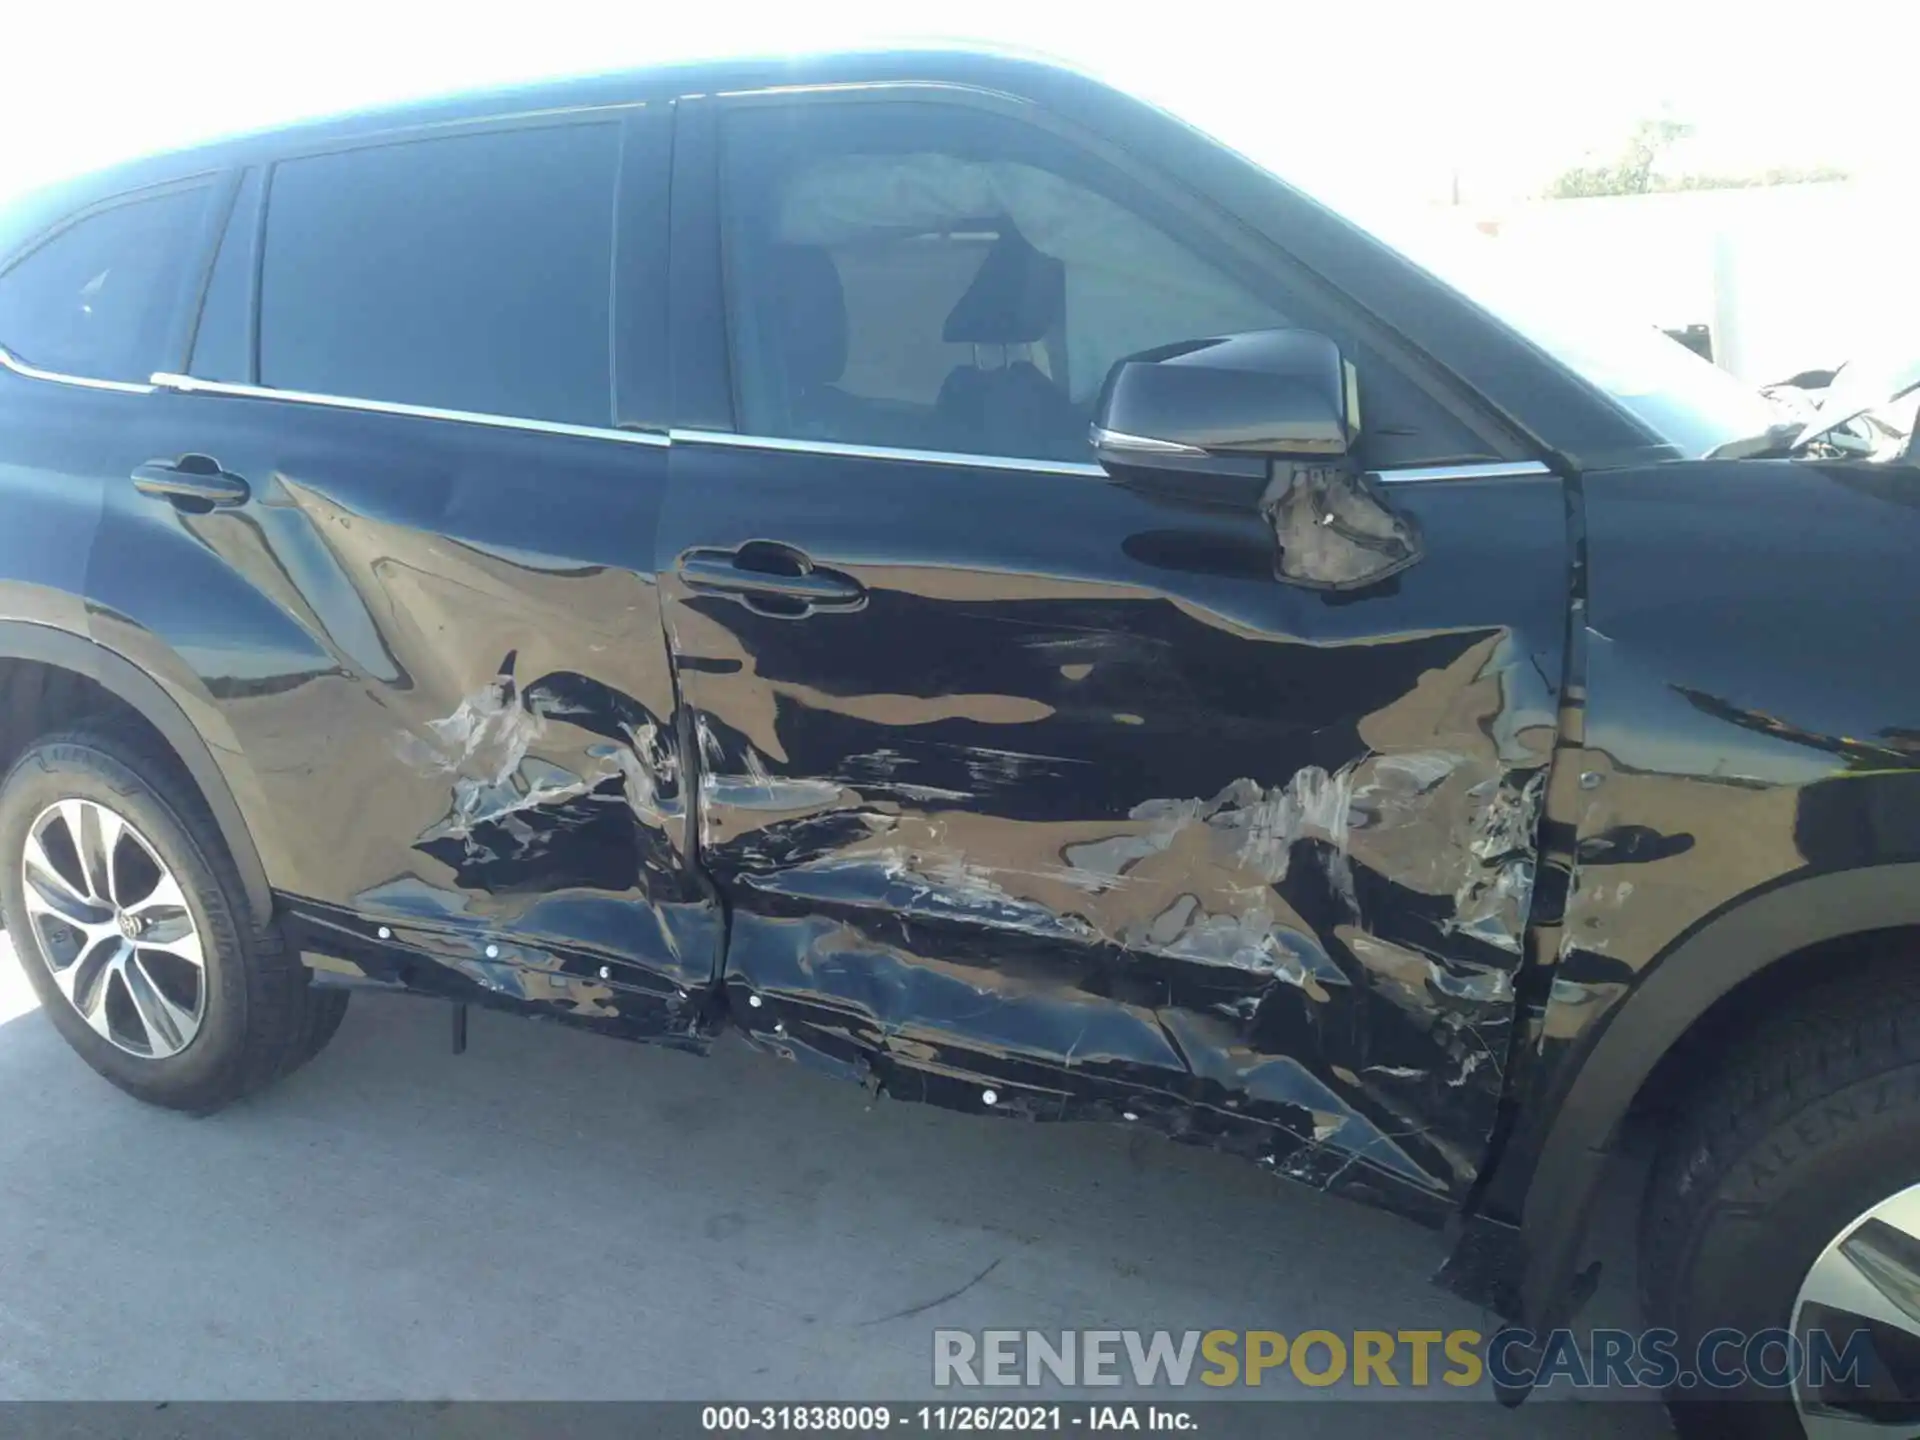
[766,244,847,388]
[943,228,1065,346]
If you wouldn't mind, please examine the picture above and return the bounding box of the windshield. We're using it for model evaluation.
[1332,204,1782,457]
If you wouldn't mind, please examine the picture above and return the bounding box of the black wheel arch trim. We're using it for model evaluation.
[0,620,274,925]
[1510,862,1920,1329]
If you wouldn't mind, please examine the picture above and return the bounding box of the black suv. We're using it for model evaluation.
[0,49,1915,1430]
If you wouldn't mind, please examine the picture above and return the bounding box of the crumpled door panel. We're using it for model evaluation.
[663,441,1568,1221]
[85,393,722,1038]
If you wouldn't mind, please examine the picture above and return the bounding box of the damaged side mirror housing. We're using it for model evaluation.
[1093,328,1424,590]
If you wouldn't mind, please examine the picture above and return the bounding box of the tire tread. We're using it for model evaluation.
[1640,961,1920,1326]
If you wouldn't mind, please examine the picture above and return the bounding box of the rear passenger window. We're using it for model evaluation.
[258,123,620,427]
[0,187,210,383]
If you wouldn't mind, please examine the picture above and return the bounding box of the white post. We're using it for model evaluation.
[1710,226,1744,379]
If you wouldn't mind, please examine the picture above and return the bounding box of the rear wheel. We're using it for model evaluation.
[0,730,343,1110]
[1640,968,1920,1437]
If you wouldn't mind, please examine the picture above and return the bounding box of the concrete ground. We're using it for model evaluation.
[0,933,1670,1434]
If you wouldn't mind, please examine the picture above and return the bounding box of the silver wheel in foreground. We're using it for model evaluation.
[1793,1182,1920,1436]
[19,798,206,1059]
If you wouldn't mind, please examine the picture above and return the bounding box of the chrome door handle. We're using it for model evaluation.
[131,455,250,507]
[677,542,866,618]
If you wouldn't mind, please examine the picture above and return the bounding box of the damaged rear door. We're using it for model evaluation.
[660,85,1567,1218]
[119,102,719,1033]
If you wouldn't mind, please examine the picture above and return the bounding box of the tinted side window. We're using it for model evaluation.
[0,187,210,382]
[721,101,1494,469]
[260,123,620,427]
[722,103,1281,464]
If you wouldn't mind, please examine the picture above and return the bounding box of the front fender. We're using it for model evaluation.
[1512,861,1920,1326]
[1474,456,1920,1329]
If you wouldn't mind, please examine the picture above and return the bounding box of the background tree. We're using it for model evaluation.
[1545,116,1850,198]
[1547,116,1695,198]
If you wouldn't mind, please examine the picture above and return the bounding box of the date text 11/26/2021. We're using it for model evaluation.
[701,1406,1198,1432]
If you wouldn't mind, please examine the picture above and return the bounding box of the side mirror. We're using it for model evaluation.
[1093,329,1357,475]
[1093,329,1422,592]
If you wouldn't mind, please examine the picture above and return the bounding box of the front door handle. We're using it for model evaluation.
[677,541,867,618]
[131,455,250,507]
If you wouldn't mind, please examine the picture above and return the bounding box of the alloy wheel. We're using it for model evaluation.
[18,798,206,1058]
[1793,1182,1920,1436]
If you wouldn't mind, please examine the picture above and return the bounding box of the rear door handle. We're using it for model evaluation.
[131,455,250,507]
[677,541,866,618]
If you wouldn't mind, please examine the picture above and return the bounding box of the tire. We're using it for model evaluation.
[0,729,329,1111]
[287,984,351,1074]
[1640,965,1920,1437]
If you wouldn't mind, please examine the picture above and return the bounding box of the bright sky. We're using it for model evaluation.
[2,1,1913,211]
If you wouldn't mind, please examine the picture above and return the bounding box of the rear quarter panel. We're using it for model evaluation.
[0,372,110,635]
[0,372,296,886]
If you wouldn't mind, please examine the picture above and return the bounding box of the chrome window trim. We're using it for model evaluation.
[149,373,668,447]
[259,100,646,168]
[715,80,1031,107]
[3,352,1551,482]
[1373,460,1553,483]
[0,344,156,395]
[673,429,1551,483]
[669,428,1107,476]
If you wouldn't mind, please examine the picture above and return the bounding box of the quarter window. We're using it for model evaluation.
[0,187,210,383]
[259,123,621,427]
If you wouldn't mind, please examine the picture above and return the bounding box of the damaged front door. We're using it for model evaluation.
[661,87,1567,1218]
[137,104,720,1036]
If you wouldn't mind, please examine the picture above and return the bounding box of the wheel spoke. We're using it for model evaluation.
[135,925,204,969]
[1797,1410,1920,1439]
[50,933,116,1010]
[122,951,196,1057]
[64,941,128,1038]
[1875,1190,1920,1251]
[23,826,82,900]
[21,825,100,925]
[53,800,102,901]
[1802,1245,1920,1342]
[83,802,125,906]
[1846,1222,1920,1333]
[1798,1193,1920,1434]
[1804,1221,1920,1343]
